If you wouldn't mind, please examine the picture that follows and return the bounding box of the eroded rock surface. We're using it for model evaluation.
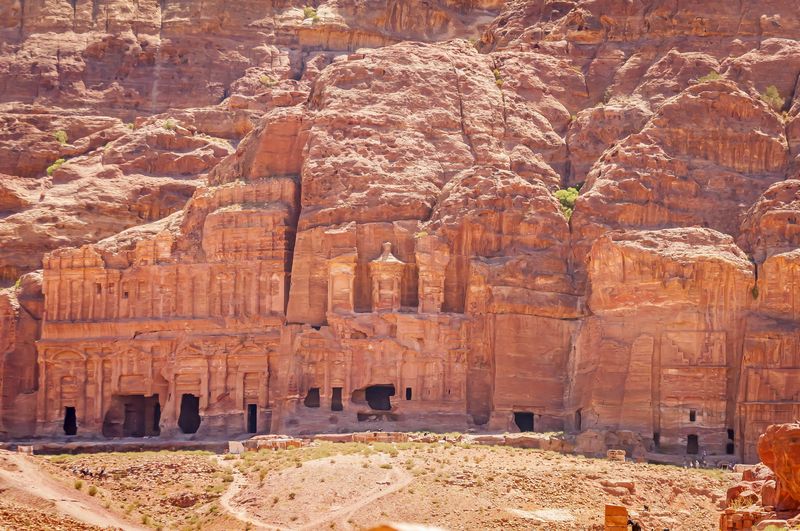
[720,423,800,530]
[0,0,799,476]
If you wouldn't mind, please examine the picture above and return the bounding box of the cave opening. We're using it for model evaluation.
[574,408,582,431]
[726,428,735,455]
[63,406,77,436]
[153,402,161,433]
[103,395,161,438]
[247,404,257,433]
[405,387,412,400]
[365,385,395,411]
[687,434,699,454]
[123,401,143,437]
[304,387,321,408]
[178,394,201,434]
[331,387,343,411]
[513,412,534,432]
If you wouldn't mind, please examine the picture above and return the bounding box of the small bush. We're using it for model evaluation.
[162,118,177,131]
[46,158,66,176]
[554,187,580,220]
[125,122,135,130]
[697,71,721,83]
[53,130,68,144]
[761,85,785,111]
[87,485,98,496]
[492,68,503,88]
[303,6,318,20]
[379,463,392,469]
[752,285,759,299]
[288,492,296,500]
[74,479,83,490]
[259,75,277,87]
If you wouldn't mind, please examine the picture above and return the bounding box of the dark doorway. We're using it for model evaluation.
[247,404,257,433]
[405,387,412,400]
[178,394,201,434]
[574,408,582,431]
[123,402,144,437]
[687,434,699,454]
[63,406,77,436]
[103,395,160,438]
[365,385,395,411]
[513,412,534,432]
[304,388,321,408]
[153,402,161,433]
[653,432,661,449]
[331,387,343,411]
[689,409,696,422]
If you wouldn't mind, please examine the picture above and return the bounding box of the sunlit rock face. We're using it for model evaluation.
[1,0,800,466]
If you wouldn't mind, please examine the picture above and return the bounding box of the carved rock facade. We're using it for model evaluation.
[1,0,800,467]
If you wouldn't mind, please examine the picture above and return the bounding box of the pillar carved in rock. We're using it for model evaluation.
[415,235,449,314]
[369,242,404,312]
[328,253,357,313]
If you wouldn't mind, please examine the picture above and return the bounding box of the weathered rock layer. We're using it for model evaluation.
[1,0,800,466]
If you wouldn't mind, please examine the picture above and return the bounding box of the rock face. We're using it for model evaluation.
[1,0,800,467]
[720,423,800,530]
[759,424,800,503]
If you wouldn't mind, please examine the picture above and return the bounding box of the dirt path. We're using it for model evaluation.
[0,451,146,531]
[217,457,286,531]
[216,455,414,530]
[298,463,413,530]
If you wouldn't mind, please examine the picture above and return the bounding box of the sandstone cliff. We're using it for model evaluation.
[0,0,799,466]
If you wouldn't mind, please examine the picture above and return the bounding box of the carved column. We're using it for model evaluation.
[369,242,404,312]
[415,235,449,314]
[328,253,357,313]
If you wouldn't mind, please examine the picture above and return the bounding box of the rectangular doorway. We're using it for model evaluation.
[63,406,77,436]
[331,387,343,411]
[687,434,699,454]
[513,411,534,432]
[247,404,257,434]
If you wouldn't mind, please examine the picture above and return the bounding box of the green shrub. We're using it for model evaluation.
[53,130,68,144]
[492,68,503,88]
[554,187,579,220]
[303,6,318,20]
[162,118,177,131]
[697,71,721,83]
[752,285,759,299]
[74,479,83,490]
[87,485,98,496]
[47,158,66,176]
[259,75,277,87]
[761,85,785,111]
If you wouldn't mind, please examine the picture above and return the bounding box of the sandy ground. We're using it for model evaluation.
[0,451,141,530]
[0,440,736,530]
